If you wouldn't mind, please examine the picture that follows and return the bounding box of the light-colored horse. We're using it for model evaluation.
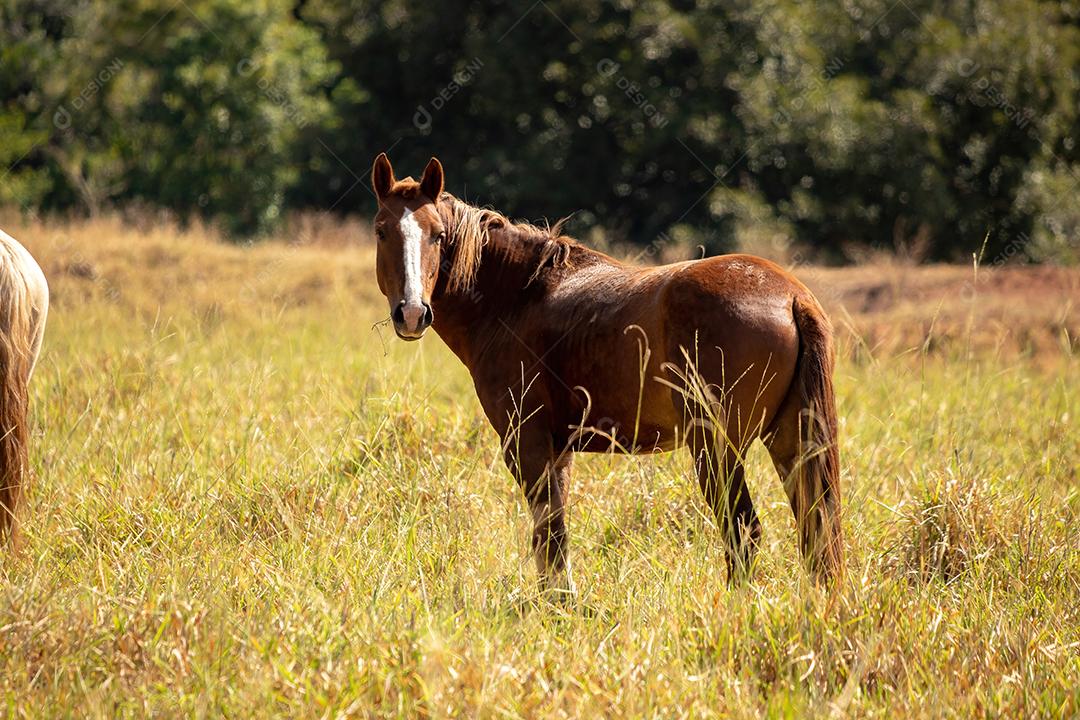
[0,229,48,548]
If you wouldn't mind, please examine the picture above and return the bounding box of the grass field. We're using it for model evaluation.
[1,214,1078,717]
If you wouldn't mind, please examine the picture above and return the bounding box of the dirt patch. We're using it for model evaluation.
[801,264,1080,358]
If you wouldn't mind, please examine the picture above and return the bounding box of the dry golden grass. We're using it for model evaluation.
[0,212,1077,717]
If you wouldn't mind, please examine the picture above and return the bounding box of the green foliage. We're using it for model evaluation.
[1,0,333,234]
[1,0,1078,252]
[0,0,77,209]
[105,0,334,235]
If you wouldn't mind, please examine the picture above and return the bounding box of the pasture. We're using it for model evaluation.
[1,214,1078,717]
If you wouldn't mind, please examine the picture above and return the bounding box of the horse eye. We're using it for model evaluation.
[435,231,446,244]
[375,228,385,241]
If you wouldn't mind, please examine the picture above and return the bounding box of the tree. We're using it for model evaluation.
[2,0,335,235]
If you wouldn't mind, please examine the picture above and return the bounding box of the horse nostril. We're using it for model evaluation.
[392,302,406,325]
[422,303,434,328]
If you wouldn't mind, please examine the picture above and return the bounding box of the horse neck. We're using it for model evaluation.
[430,224,544,365]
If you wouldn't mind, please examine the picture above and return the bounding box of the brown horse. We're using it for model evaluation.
[370,153,842,596]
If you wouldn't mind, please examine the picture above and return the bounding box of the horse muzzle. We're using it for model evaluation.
[392,300,433,340]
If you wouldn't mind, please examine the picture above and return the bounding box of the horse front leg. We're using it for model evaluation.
[685,410,761,584]
[504,434,575,600]
[532,452,575,599]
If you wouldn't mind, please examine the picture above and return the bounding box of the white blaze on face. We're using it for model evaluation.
[399,208,424,307]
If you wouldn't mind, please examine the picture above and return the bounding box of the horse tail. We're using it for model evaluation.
[789,294,844,580]
[0,247,36,548]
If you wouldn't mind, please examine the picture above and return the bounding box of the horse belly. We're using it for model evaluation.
[549,330,682,453]
[569,411,682,453]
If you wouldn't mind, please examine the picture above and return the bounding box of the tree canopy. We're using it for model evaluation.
[2,0,1078,261]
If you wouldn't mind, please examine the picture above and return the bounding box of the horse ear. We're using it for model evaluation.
[372,152,395,200]
[420,157,444,201]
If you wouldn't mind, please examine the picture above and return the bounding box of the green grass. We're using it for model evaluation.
[1,218,1078,717]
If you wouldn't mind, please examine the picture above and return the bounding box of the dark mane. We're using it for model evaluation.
[437,193,575,292]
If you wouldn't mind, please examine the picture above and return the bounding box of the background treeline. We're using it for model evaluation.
[2,0,1078,262]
